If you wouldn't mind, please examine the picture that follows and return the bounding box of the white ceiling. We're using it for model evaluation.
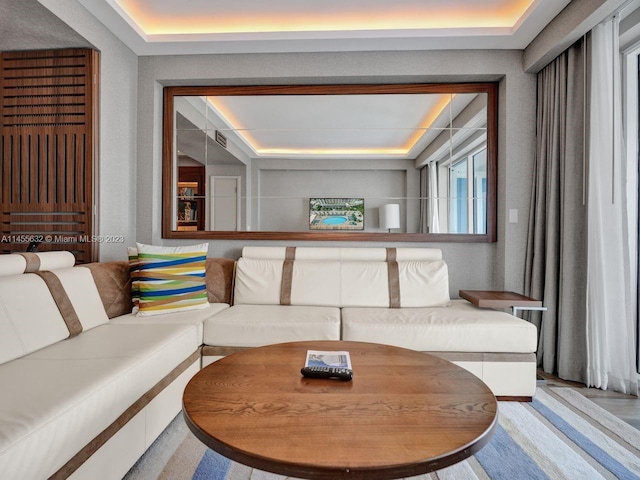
[76,0,572,55]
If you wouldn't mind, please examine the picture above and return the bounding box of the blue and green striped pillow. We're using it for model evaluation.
[127,246,141,313]
[135,242,209,316]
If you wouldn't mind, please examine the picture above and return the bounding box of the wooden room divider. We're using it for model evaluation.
[0,48,99,263]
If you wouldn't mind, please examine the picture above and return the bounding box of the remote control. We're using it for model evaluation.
[301,366,353,381]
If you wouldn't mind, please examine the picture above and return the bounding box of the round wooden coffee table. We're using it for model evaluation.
[183,341,497,480]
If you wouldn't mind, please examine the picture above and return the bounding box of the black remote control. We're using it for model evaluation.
[301,366,353,381]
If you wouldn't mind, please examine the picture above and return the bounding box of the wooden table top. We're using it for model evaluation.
[459,289,543,309]
[182,341,497,480]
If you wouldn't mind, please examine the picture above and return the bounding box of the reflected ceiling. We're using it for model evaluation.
[177,93,484,161]
[76,0,572,54]
[205,94,455,159]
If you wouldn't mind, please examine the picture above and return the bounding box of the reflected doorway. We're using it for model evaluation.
[210,176,241,231]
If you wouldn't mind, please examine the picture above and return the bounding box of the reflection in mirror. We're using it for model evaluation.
[163,84,496,242]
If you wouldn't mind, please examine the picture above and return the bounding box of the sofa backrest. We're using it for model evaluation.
[0,257,118,365]
[0,254,236,365]
[0,273,70,365]
[49,267,110,331]
[234,247,450,308]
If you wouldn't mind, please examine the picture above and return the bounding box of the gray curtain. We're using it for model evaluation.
[524,37,589,383]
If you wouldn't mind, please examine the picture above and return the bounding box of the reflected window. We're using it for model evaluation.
[448,147,487,234]
[473,148,487,234]
[450,160,468,233]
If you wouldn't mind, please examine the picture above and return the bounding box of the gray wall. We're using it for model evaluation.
[39,0,139,261]
[137,50,537,295]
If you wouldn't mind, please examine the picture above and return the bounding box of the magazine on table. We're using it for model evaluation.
[304,350,352,369]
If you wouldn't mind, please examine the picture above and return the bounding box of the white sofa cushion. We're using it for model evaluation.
[288,260,392,307]
[0,274,69,365]
[397,260,450,307]
[202,304,340,347]
[0,264,111,366]
[110,302,230,342]
[234,258,283,305]
[290,261,343,306]
[341,300,537,353]
[0,323,200,480]
[51,266,110,331]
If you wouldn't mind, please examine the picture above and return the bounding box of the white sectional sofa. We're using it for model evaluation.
[201,246,538,400]
[0,246,537,479]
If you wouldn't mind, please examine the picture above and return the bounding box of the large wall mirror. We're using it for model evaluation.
[162,84,497,242]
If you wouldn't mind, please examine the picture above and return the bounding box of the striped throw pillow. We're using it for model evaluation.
[127,246,141,313]
[135,242,209,316]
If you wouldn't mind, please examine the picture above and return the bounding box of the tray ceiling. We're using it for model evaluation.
[76,0,572,54]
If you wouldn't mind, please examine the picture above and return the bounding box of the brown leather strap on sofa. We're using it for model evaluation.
[18,252,41,273]
[34,271,83,337]
[386,247,400,308]
[280,246,296,305]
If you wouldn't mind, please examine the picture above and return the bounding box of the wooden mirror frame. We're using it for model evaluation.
[162,83,497,242]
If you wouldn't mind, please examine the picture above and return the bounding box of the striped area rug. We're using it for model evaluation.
[124,387,640,480]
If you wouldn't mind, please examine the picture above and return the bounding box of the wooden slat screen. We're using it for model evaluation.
[0,49,99,263]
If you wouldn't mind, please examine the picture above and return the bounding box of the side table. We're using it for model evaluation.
[458,290,547,316]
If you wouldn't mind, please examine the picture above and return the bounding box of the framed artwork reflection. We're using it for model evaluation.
[309,198,364,230]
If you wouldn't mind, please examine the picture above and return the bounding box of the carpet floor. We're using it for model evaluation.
[123,386,640,480]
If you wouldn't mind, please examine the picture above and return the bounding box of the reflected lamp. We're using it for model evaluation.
[379,204,400,232]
